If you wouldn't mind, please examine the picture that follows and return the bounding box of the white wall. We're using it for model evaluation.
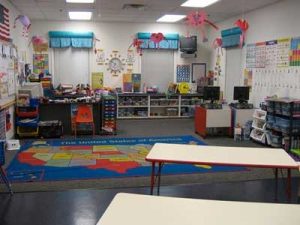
[30,20,212,89]
[1,0,31,139]
[209,0,300,105]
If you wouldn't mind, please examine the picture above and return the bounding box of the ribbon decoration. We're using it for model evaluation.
[150,32,165,48]
[234,19,249,48]
[186,10,218,42]
[212,37,223,55]
[14,15,31,38]
[129,38,144,56]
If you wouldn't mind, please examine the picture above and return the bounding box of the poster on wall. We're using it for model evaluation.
[33,54,49,74]
[243,69,253,87]
[276,38,290,67]
[126,49,135,65]
[132,73,141,92]
[176,65,190,83]
[95,49,105,64]
[246,44,256,68]
[290,37,300,66]
[91,72,103,89]
[123,73,132,93]
[265,40,277,68]
[255,42,266,68]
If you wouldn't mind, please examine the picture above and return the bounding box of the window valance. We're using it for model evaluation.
[48,31,94,48]
[137,32,179,50]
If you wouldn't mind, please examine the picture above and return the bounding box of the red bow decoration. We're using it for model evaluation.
[150,33,165,48]
[186,11,218,42]
[234,19,249,47]
[129,38,144,56]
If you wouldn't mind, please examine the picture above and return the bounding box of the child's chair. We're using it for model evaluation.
[74,104,95,137]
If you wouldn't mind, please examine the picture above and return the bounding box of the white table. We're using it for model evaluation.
[145,143,299,196]
[97,193,300,225]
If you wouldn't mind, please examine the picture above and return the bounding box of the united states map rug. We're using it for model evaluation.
[6,136,246,182]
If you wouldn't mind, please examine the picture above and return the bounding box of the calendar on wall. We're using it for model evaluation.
[176,65,190,83]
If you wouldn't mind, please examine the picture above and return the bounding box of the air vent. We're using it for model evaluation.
[122,3,146,10]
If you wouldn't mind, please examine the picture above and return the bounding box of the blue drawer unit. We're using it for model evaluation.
[101,96,117,135]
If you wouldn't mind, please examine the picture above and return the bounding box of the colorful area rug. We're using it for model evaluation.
[7,136,245,182]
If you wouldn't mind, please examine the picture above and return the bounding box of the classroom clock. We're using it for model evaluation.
[106,51,126,76]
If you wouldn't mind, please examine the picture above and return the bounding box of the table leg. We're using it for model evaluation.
[286,168,291,201]
[274,168,278,201]
[150,162,156,195]
[157,163,163,196]
[0,167,13,195]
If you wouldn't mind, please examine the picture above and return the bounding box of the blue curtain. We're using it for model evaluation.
[49,31,94,48]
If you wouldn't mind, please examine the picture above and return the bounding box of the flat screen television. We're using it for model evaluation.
[203,86,220,102]
[233,86,249,103]
[179,36,197,54]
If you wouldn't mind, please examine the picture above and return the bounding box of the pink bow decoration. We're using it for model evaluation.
[14,15,31,37]
[186,11,218,42]
[150,33,165,48]
[234,19,249,47]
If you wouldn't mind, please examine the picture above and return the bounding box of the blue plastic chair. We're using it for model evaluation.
[0,140,13,195]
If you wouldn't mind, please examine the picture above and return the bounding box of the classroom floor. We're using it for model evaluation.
[0,178,299,225]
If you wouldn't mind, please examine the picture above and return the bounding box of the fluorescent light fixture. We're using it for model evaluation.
[66,0,95,3]
[157,15,186,23]
[69,11,92,20]
[181,0,220,8]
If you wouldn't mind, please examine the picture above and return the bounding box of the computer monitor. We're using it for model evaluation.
[233,86,249,103]
[203,86,220,103]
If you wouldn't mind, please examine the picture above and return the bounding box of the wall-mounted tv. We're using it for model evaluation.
[179,36,197,54]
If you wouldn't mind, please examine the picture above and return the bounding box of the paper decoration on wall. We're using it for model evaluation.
[14,15,31,37]
[0,82,8,98]
[276,38,290,67]
[176,65,190,82]
[178,82,190,94]
[126,49,135,64]
[129,38,143,56]
[33,54,49,75]
[214,54,222,77]
[185,10,218,42]
[234,19,249,47]
[255,42,266,68]
[95,49,105,64]
[91,72,103,89]
[30,35,48,52]
[212,37,223,55]
[123,73,133,92]
[106,51,126,76]
[150,33,164,48]
[0,4,11,42]
[290,37,300,66]
[243,69,253,86]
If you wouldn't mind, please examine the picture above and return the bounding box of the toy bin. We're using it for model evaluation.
[16,106,39,117]
[39,120,63,138]
[266,115,275,127]
[17,126,39,137]
[266,101,275,113]
[269,132,282,147]
[274,102,282,114]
